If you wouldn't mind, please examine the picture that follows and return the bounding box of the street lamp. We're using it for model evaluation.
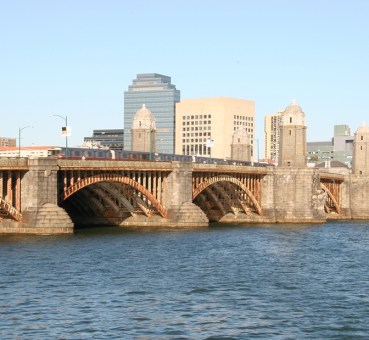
[206,138,214,158]
[18,126,33,157]
[50,114,69,159]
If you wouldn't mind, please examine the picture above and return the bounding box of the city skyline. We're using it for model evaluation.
[1,0,368,154]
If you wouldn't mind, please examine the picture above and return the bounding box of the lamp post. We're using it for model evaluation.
[207,138,214,158]
[50,114,69,158]
[18,126,33,157]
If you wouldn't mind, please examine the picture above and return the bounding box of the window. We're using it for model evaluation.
[290,117,292,123]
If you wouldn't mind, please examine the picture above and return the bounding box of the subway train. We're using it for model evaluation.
[49,147,270,167]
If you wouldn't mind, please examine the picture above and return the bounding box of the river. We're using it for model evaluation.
[1,221,369,339]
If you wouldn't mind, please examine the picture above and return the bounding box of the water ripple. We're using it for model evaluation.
[1,222,369,339]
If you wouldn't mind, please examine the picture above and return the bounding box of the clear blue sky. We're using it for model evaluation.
[1,0,368,153]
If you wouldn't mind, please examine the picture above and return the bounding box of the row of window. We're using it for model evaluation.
[234,115,253,121]
[182,144,211,155]
[182,138,211,143]
[234,121,253,127]
[183,127,211,131]
[183,120,211,125]
[183,132,211,137]
[183,115,212,120]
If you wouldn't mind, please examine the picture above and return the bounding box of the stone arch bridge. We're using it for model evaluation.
[0,157,367,233]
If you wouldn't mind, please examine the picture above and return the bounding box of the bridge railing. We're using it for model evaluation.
[0,157,29,169]
[57,159,174,171]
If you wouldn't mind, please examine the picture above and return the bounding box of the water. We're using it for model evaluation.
[1,221,369,339]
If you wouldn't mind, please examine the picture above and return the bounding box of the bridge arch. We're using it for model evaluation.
[0,198,22,221]
[61,173,167,218]
[320,183,341,214]
[193,175,262,216]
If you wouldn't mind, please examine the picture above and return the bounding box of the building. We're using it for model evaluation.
[124,73,180,154]
[307,124,353,166]
[278,100,307,167]
[175,97,255,160]
[352,123,369,175]
[0,146,58,158]
[264,111,282,163]
[0,137,16,147]
[131,104,157,154]
[83,129,124,149]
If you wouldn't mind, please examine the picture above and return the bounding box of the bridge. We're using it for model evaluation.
[0,157,368,233]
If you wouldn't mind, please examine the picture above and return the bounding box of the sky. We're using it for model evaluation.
[1,0,369,155]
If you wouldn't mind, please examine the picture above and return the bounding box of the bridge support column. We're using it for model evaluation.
[343,175,369,219]
[18,158,73,233]
[164,162,208,228]
[0,171,3,198]
[271,167,326,223]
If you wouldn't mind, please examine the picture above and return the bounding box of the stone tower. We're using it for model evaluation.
[230,127,252,162]
[352,123,369,175]
[131,104,157,155]
[278,100,307,167]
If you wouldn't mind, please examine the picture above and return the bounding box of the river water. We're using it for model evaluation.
[1,221,369,339]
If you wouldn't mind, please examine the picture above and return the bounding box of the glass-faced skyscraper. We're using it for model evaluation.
[124,73,180,154]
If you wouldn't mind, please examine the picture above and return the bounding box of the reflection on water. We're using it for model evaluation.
[1,221,369,339]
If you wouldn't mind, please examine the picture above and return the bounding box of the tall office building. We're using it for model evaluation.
[264,111,282,162]
[124,73,180,154]
[175,97,255,160]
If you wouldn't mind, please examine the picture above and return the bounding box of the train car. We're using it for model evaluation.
[49,147,272,167]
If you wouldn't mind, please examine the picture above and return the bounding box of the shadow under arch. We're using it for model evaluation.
[60,173,167,218]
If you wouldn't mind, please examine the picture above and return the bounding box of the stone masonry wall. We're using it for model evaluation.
[272,167,326,223]
[165,162,208,227]
[344,175,369,219]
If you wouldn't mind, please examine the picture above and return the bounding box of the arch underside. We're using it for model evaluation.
[320,183,341,214]
[0,197,22,221]
[193,176,262,221]
[60,175,167,225]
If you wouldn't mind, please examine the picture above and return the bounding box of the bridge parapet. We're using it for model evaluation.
[193,163,270,174]
[57,159,173,171]
[0,157,29,170]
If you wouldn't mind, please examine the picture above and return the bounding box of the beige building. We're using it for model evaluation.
[278,100,307,167]
[264,111,282,163]
[352,123,369,175]
[1,137,16,147]
[175,97,255,160]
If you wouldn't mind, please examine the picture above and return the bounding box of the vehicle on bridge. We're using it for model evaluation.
[48,147,270,167]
